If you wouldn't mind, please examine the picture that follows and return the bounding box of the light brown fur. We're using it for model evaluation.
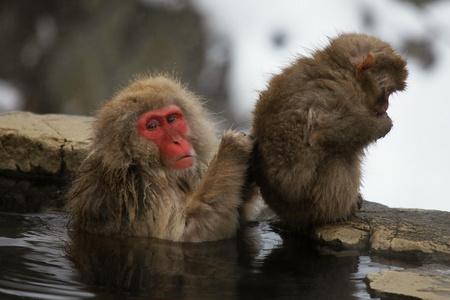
[66,75,255,242]
[251,33,408,229]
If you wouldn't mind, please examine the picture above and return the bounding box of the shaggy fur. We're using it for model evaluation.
[251,33,408,229]
[66,75,255,242]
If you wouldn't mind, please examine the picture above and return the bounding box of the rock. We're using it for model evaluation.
[0,111,92,212]
[0,111,92,175]
[365,270,450,300]
[359,201,450,264]
[313,217,370,251]
[312,201,450,264]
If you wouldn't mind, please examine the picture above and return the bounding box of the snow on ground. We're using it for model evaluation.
[193,0,450,211]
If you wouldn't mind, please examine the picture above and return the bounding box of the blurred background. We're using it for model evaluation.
[0,0,449,211]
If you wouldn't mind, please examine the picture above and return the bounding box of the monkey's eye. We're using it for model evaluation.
[167,114,178,123]
[146,120,159,130]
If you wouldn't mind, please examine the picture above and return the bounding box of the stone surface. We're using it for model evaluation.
[0,111,92,212]
[313,217,370,250]
[0,111,92,175]
[313,201,450,264]
[365,270,450,300]
[359,201,450,263]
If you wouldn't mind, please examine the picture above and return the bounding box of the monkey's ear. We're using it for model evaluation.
[356,53,374,79]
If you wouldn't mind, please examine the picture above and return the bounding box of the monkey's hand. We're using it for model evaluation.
[311,110,393,150]
[216,130,254,164]
[373,113,394,140]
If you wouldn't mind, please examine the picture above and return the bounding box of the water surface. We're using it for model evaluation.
[0,212,404,299]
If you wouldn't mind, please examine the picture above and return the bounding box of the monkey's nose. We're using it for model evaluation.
[172,136,182,145]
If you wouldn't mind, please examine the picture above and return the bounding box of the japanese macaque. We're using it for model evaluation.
[251,33,408,229]
[66,75,256,242]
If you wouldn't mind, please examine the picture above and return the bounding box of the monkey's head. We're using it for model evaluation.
[326,33,408,117]
[91,75,217,171]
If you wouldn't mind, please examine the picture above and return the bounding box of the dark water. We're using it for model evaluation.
[0,212,403,299]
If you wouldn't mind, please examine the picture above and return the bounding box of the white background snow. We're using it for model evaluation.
[193,0,450,211]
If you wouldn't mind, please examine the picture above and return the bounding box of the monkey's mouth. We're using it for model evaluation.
[374,91,392,117]
[177,155,193,161]
[169,155,193,164]
[374,100,389,117]
[170,155,194,169]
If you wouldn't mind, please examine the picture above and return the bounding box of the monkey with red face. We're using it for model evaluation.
[66,75,256,242]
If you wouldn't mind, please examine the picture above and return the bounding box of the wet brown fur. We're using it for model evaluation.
[251,33,408,229]
[66,75,255,242]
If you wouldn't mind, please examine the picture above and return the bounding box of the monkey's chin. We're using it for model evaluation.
[170,156,194,170]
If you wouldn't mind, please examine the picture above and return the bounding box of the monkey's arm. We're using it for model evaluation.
[308,108,393,150]
[183,130,252,242]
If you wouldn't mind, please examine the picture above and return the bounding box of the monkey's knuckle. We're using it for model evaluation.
[240,136,253,151]
[220,131,252,154]
[233,133,253,150]
[222,130,243,143]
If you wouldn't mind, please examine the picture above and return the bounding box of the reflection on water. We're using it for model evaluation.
[0,212,402,299]
[0,213,93,299]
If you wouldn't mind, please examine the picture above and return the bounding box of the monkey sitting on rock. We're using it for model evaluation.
[66,75,256,242]
[251,33,408,229]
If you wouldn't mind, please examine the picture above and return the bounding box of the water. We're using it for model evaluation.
[0,212,405,299]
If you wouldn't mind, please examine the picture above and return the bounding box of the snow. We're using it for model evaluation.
[193,0,450,211]
[0,80,24,112]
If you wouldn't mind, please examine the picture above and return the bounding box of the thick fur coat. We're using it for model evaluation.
[251,33,408,228]
[66,76,255,242]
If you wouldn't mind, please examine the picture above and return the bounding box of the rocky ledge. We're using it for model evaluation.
[0,111,92,211]
[1,111,449,299]
[313,201,449,264]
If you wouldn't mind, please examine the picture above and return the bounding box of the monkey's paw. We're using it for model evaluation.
[219,130,254,157]
[351,194,364,215]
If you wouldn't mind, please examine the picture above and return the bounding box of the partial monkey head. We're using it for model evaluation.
[325,33,408,117]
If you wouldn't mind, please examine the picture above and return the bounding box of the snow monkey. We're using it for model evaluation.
[66,75,256,242]
[251,33,408,229]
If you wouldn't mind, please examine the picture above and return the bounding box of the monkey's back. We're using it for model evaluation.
[251,53,364,228]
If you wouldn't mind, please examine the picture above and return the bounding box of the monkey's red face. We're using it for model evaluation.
[138,105,194,169]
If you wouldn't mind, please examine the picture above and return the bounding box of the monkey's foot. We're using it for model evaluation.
[350,194,364,215]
